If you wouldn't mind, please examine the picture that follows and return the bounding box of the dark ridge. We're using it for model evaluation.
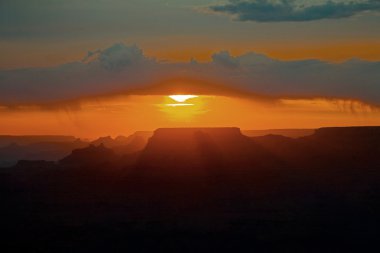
[243,128,315,138]
[59,144,118,167]
[137,127,281,176]
[313,126,380,139]
[2,126,380,252]
[0,139,89,167]
[91,136,115,147]
[0,135,77,147]
[90,132,152,154]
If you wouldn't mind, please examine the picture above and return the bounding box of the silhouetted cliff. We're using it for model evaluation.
[1,126,380,252]
[137,128,277,177]
[59,144,118,167]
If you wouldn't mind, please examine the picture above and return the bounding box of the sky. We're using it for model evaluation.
[0,0,379,138]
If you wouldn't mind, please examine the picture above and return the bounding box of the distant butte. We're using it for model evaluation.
[137,127,275,176]
[152,127,243,138]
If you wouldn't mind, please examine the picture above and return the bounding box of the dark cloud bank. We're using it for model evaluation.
[209,0,380,22]
[0,43,379,107]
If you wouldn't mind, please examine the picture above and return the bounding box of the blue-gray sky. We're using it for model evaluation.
[0,0,379,69]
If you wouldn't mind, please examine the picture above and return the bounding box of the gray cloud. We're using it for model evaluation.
[0,43,161,105]
[83,43,146,71]
[212,51,239,68]
[209,0,380,22]
[0,43,379,107]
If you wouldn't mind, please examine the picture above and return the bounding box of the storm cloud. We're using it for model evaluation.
[0,43,379,107]
[209,0,380,22]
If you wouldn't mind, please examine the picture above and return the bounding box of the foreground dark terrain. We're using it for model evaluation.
[1,127,380,252]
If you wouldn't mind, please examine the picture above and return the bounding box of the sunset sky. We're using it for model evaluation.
[1,0,380,138]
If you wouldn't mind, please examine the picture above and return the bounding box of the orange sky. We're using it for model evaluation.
[1,1,379,138]
[1,39,379,69]
[145,40,380,63]
[1,95,379,139]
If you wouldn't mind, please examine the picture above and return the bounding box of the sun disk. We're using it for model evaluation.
[169,95,198,103]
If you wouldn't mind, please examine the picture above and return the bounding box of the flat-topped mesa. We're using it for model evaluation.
[137,127,272,174]
[147,127,249,153]
[152,127,243,140]
[313,126,380,141]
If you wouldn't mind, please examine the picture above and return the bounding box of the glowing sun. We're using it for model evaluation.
[169,95,198,103]
[162,95,205,121]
